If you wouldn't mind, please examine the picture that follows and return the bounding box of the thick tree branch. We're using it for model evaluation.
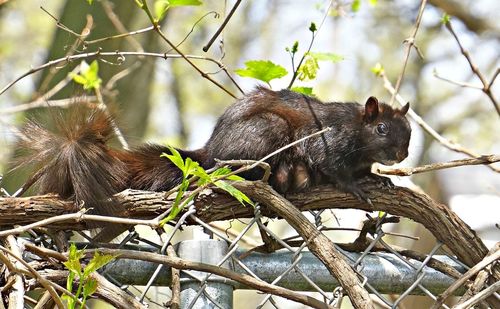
[0,179,490,270]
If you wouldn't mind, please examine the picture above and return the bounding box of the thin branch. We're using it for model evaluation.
[203,0,243,52]
[433,69,483,89]
[453,281,500,309]
[0,96,97,115]
[389,0,427,105]
[38,7,92,93]
[0,210,160,238]
[380,71,500,173]
[287,0,334,89]
[166,245,180,309]
[84,26,153,48]
[376,154,500,176]
[0,51,237,97]
[0,242,65,309]
[169,11,219,54]
[86,248,334,309]
[99,0,145,52]
[444,19,500,117]
[431,247,500,309]
[137,0,237,98]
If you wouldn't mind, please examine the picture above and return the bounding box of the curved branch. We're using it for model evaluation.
[0,180,489,269]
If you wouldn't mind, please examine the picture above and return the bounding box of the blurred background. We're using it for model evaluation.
[0,0,498,308]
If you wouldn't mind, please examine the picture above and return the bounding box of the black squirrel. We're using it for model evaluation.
[18,86,411,215]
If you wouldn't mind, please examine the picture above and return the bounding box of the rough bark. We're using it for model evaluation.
[0,179,490,269]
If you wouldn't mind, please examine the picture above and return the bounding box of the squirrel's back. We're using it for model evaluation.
[17,87,411,214]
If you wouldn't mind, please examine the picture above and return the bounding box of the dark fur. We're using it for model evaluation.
[19,87,411,214]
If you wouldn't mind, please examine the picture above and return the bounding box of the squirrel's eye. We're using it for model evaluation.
[376,123,389,135]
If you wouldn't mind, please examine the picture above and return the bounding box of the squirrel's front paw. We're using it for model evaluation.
[368,173,394,188]
[346,186,373,206]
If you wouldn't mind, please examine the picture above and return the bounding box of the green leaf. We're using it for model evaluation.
[309,52,344,63]
[291,41,299,54]
[71,60,102,91]
[441,13,450,24]
[83,251,115,277]
[371,62,384,76]
[86,0,94,4]
[154,0,169,21]
[162,146,186,176]
[168,0,202,6]
[368,0,378,5]
[214,180,253,206]
[309,22,317,32]
[226,174,245,181]
[211,167,231,177]
[66,271,75,293]
[83,278,98,297]
[351,0,361,12]
[297,56,319,81]
[291,87,314,96]
[64,259,82,276]
[184,157,201,177]
[235,60,288,84]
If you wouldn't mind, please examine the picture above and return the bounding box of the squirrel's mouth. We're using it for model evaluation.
[379,159,399,165]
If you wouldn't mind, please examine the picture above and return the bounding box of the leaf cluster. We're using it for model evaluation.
[63,243,115,308]
[160,146,253,225]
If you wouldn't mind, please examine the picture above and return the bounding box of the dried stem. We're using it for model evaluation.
[389,0,427,105]
[444,19,500,116]
[376,154,500,176]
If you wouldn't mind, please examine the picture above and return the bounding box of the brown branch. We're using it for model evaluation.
[0,179,491,269]
[203,0,243,52]
[0,240,65,309]
[166,245,180,309]
[376,154,500,176]
[456,243,500,307]
[431,246,500,309]
[234,183,373,308]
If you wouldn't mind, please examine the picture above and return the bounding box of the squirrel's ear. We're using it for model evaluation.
[364,96,379,122]
[400,102,410,115]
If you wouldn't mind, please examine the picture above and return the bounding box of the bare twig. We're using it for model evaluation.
[453,281,500,309]
[287,0,334,89]
[376,154,500,176]
[0,51,238,97]
[432,69,483,89]
[456,243,500,306]
[166,245,180,309]
[389,0,427,105]
[0,96,96,115]
[431,247,500,309]
[137,0,237,98]
[38,7,92,93]
[3,236,25,309]
[380,71,500,173]
[0,241,65,309]
[99,0,145,52]
[444,19,500,117]
[203,0,242,52]
[0,210,160,237]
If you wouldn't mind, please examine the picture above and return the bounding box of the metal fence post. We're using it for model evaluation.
[177,239,234,309]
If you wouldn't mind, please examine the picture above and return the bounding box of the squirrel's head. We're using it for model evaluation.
[361,96,411,165]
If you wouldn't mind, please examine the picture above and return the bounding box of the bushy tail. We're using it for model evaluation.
[17,108,128,217]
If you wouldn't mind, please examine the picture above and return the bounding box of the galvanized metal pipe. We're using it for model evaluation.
[103,240,466,296]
